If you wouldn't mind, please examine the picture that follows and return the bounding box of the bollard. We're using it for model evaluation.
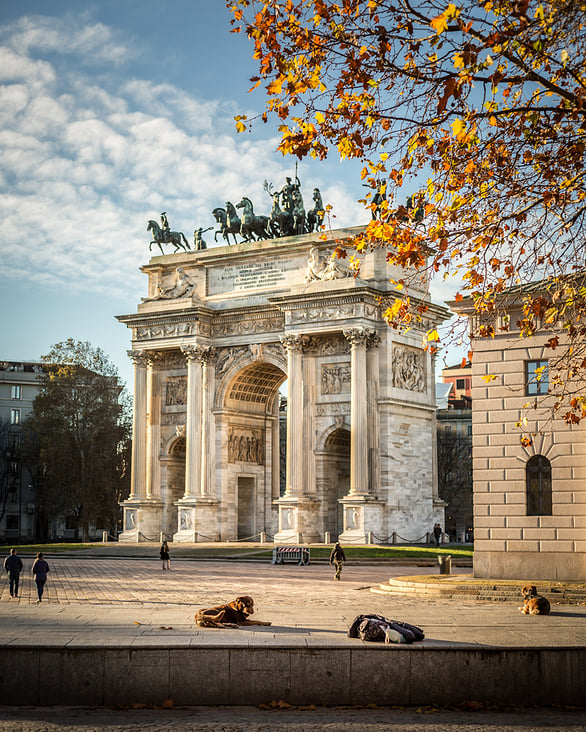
[260,531,266,544]
[102,531,108,543]
[391,531,397,545]
[367,531,373,545]
[324,531,330,544]
[438,555,452,575]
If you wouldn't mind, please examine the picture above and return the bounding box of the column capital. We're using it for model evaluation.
[127,350,150,368]
[280,333,309,353]
[181,345,214,364]
[343,327,379,349]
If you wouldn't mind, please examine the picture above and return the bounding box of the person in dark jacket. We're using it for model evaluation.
[160,541,170,570]
[329,542,346,581]
[4,548,23,598]
[31,552,50,603]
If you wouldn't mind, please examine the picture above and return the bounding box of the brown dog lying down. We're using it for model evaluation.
[519,584,551,615]
[194,595,272,628]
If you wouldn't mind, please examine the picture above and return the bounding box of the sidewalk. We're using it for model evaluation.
[1,554,585,706]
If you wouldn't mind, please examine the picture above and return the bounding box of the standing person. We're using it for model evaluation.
[160,540,170,570]
[31,552,50,603]
[433,523,442,547]
[4,548,23,599]
[329,542,346,581]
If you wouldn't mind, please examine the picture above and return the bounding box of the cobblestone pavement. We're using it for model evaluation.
[0,704,585,731]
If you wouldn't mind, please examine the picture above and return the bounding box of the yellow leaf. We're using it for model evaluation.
[430,14,448,33]
[426,329,440,342]
[452,118,465,136]
[481,374,497,383]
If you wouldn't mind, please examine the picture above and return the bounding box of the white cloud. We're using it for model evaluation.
[0,14,372,307]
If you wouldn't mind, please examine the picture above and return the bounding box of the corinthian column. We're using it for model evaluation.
[199,347,215,497]
[343,328,374,496]
[280,334,306,496]
[181,346,205,499]
[128,350,149,499]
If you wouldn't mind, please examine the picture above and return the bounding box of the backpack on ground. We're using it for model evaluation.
[348,614,425,644]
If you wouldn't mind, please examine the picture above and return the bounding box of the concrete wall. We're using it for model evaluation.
[1,645,584,706]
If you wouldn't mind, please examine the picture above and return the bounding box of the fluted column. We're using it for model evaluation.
[182,346,205,499]
[146,353,164,500]
[280,334,305,496]
[200,347,215,497]
[128,350,149,499]
[344,328,373,496]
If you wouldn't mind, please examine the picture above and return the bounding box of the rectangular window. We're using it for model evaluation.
[456,378,465,390]
[526,360,549,396]
[10,409,20,425]
[11,385,21,399]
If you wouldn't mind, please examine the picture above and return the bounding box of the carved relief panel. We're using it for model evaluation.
[228,428,265,465]
[321,362,352,395]
[165,376,187,406]
[392,345,426,392]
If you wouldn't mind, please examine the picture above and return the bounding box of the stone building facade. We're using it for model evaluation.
[451,292,586,580]
[117,227,449,543]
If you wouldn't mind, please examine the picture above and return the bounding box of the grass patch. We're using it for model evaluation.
[306,546,473,559]
[0,543,101,554]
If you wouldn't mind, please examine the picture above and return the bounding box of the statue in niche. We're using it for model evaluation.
[147,267,198,301]
[166,376,187,406]
[126,510,136,529]
[147,213,190,254]
[194,226,212,250]
[392,346,426,392]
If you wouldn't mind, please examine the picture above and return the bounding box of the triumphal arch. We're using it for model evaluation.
[118,226,449,543]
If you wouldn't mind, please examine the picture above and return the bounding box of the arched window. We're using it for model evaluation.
[526,455,552,516]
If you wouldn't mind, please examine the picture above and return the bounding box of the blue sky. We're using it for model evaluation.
[0,1,460,390]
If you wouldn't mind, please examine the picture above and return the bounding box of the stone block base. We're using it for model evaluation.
[474,551,586,581]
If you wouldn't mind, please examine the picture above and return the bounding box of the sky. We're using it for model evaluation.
[0,0,462,391]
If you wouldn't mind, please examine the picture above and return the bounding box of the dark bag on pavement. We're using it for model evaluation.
[348,614,425,644]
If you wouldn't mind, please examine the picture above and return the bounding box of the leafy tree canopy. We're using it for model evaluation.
[229,0,586,422]
[26,339,131,541]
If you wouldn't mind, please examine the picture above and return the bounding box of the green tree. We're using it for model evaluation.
[230,0,586,423]
[24,339,131,541]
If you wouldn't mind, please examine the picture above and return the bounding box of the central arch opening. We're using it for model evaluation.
[224,360,287,539]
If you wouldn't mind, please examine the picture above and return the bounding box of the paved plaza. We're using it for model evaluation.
[1,551,585,648]
[1,550,585,725]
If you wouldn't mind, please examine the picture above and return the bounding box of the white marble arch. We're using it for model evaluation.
[117,226,450,543]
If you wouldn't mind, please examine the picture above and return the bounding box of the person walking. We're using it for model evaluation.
[160,540,170,570]
[31,552,50,603]
[4,548,23,599]
[433,523,442,547]
[329,542,346,581]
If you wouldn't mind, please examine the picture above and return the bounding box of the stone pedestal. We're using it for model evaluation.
[173,497,219,543]
[274,497,321,544]
[338,495,384,544]
[119,498,165,542]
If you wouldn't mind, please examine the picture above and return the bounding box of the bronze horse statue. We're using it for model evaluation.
[236,197,271,241]
[147,220,190,255]
[212,203,241,246]
[268,192,293,237]
[307,188,325,232]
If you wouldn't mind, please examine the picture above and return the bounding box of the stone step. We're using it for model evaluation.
[372,577,586,605]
